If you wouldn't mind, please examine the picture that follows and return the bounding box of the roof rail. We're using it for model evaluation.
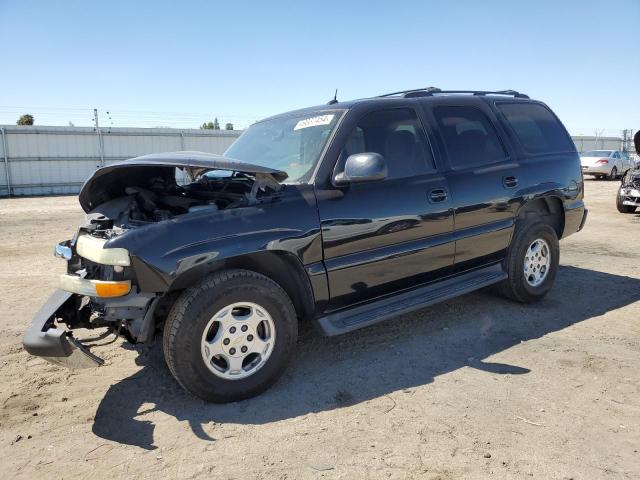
[378,87,529,99]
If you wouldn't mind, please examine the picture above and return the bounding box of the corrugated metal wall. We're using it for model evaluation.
[571,136,622,153]
[0,125,241,196]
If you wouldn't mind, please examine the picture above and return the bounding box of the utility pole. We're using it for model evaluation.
[93,108,105,167]
[622,129,633,153]
[594,128,605,150]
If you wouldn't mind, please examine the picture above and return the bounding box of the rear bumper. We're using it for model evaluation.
[22,290,104,368]
[582,165,612,175]
[563,203,588,238]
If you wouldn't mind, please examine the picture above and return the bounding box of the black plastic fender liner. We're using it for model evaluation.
[22,289,103,368]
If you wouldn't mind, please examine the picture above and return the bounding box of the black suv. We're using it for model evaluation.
[23,88,587,402]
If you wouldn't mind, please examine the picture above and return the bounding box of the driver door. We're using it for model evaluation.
[315,106,455,310]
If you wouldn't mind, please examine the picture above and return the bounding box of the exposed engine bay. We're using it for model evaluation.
[76,152,288,233]
[84,166,283,231]
[621,169,640,190]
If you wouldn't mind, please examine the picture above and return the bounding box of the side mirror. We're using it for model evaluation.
[334,152,388,185]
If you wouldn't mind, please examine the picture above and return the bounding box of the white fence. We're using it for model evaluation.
[0,125,241,196]
[571,136,622,153]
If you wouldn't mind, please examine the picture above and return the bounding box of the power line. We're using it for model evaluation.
[0,106,263,129]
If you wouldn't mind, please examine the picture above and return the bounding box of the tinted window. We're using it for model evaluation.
[497,103,574,154]
[433,106,507,169]
[339,108,435,179]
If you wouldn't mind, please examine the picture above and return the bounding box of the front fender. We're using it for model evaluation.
[106,185,323,292]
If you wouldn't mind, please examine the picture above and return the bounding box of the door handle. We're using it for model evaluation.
[503,176,518,188]
[429,188,448,203]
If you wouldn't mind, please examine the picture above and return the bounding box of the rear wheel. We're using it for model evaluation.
[163,269,297,402]
[498,222,559,303]
[617,189,637,213]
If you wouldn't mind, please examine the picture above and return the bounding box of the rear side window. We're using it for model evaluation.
[433,106,507,169]
[497,102,574,154]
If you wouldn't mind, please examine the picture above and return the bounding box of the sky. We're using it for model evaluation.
[0,0,638,135]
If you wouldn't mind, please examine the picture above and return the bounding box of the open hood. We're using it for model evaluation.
[78,151,288,212]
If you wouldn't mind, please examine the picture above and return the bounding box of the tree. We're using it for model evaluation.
[200,118,223,130]
[225,123,234,130]
[17,114,34,125]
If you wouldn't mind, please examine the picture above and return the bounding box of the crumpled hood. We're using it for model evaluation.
[622,168,640,186]
[78,151,288,212]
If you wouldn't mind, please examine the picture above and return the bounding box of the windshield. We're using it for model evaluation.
[224,111,343,182]
[582,150,612,157]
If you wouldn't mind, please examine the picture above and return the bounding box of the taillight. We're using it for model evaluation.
[596,158,609,164]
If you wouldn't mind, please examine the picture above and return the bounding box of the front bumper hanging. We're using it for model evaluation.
[22,289,104,368]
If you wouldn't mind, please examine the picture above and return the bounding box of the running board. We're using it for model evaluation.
[314,264,506,336]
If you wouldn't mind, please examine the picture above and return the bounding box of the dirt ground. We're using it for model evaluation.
[0,179,638,479]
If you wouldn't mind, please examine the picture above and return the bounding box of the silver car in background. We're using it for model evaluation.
[580,150,633,180]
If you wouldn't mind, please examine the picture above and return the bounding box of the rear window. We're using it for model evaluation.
[582,150,612,157]
[497,103,574,154]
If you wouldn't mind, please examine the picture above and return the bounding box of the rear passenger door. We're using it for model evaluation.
[427,101,517,265]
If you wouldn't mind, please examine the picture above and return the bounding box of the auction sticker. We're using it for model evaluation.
[294,114,335,131]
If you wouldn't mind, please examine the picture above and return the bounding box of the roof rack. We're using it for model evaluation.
[378,87,530,99]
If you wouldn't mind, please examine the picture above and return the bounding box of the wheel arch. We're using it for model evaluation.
[515,196,565,239]
[167,250,316,322]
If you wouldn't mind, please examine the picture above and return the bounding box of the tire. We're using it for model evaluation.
[163,269,298,403]
[497,222,559,303]
[616,189,637,214]
[609,166,618,180]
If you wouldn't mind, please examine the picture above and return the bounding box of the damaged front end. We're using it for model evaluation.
[22,151,286,368]
[619,169,640,208]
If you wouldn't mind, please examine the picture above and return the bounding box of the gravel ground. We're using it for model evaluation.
[0,179,639,479]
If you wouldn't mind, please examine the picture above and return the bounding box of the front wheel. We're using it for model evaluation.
[497,222,559,303]
[609,166,618,180]
[163,269,298,403]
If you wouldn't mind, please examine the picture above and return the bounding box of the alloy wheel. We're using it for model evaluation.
[200,302,276,380]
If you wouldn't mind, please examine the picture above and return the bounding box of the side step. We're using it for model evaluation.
[315,264,507,336]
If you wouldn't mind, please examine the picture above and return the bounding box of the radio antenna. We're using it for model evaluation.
[327,89,338,105]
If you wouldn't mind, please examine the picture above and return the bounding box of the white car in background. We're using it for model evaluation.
[580,150,633,180]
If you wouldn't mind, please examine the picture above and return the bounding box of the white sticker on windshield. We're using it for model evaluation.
[294,114,335,131]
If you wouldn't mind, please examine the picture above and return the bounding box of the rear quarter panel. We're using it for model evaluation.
[488,99,585,238]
